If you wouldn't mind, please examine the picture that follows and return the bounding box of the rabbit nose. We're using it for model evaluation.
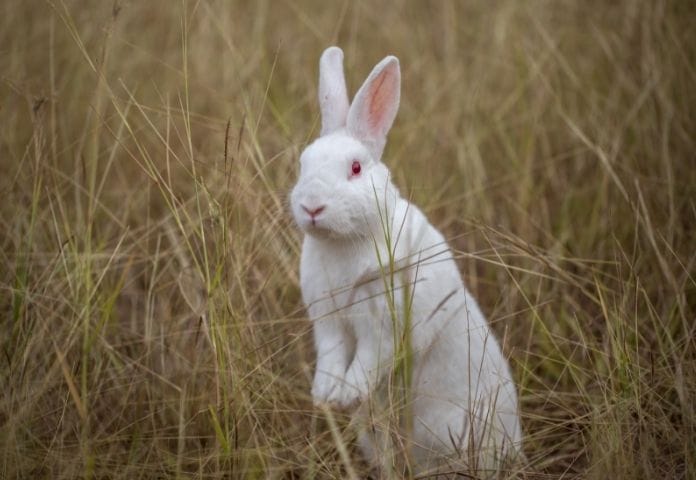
[302,205,326,218]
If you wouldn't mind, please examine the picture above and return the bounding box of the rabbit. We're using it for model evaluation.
[290,46,523,476]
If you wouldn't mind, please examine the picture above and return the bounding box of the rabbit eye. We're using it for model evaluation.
[350,160,361,177]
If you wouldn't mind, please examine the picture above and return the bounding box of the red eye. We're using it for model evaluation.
[351,160,361,177]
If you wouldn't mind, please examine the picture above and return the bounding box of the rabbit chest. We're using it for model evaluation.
[299,236,390,326]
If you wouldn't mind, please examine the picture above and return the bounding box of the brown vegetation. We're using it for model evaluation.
[1,1,694,478]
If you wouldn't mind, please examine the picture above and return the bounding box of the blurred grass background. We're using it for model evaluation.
[1,0,694,478]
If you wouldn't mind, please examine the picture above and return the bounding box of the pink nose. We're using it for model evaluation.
[302,205,325,218]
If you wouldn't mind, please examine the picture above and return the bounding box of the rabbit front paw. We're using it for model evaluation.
[324,370,368,410]
[312,371,342,406]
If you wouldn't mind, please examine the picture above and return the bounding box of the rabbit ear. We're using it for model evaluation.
[319,46,350,136]
[346,56,400,160]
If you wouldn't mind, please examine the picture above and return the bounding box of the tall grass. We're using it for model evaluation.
[1,0,694,478]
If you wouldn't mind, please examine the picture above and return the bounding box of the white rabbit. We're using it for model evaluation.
[290,46,522,475]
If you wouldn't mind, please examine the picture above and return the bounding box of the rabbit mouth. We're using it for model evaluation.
[300,218,348,239]
[303,220,334,237]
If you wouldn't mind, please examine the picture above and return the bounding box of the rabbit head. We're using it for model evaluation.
[290,47,401,239]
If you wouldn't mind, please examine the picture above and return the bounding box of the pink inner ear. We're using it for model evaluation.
[367,69,396,134]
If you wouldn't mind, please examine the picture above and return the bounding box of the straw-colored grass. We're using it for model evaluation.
[1,0,694,478]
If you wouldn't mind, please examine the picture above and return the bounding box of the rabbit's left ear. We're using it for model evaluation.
[319,47,350,136]
[347,56,400,160]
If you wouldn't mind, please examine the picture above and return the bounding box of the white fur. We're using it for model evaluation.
[290,47,522,474]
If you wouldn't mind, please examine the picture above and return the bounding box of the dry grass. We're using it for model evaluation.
[1,0,694,478]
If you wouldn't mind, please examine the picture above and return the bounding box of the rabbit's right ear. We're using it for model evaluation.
[346,55,400,160]
[318,46,350,136]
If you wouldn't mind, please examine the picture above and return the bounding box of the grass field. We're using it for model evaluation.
[1,0,694,478]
